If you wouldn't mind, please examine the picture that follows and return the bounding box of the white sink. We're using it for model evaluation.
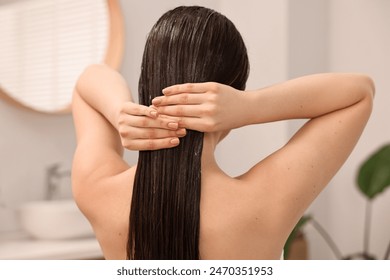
[19,199,94,240]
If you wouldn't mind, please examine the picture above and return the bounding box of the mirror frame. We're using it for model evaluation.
[0,0,124,114]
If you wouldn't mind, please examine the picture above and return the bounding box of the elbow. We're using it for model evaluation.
[355,74,375,116]
[355,74,375,100]
[362,74,375,99]
[341,74,375,118]
[362,75,375,114]
[346,74,375,113]
[76,64,108,91]
[75,64,99,93]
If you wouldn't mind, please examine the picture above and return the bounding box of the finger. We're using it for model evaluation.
[157,114,182,122]
[121,127,186,140]
[164,116,217,133]
[121,114,179,130]
[156,105,204,117]
[121,102,157,118]
[124,137,181,151]
[162,82,211,96]
[176,117,210,132]
[152,93,204,106]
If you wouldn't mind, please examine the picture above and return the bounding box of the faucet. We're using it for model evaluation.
[45,163,71,200]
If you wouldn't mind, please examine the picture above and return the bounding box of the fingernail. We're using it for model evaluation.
[152,97,162,105]
[150,111,158,118]
[168,122,178,129]
[176,128,186,136]
[170,138,180,145]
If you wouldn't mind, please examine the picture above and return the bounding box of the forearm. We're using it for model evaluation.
[243,73,375,125]
[75,64,132,129]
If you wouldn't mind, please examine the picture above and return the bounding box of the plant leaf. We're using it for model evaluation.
[357,144,390,200]
[284,215,311,259]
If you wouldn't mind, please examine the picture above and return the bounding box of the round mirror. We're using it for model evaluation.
[0,0,124,114]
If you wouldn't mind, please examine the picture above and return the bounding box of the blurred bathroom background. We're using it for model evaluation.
[0,0,389,259]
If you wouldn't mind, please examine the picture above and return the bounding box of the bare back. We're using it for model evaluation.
[79,162,289,260]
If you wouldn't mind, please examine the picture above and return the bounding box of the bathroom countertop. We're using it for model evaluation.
[0,232,103,260]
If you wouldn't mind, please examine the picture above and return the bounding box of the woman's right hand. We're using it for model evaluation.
[117,102,187,151]
[152,82,247,132]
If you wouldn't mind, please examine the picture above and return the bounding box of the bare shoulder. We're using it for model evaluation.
[73,165,136,259]
[199,173,285,259]
[237,93,372,237]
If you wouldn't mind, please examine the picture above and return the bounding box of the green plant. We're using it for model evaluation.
[284,215,311,259]
[284,144,390,260]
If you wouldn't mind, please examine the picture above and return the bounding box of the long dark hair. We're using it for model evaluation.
[128,6,249,259]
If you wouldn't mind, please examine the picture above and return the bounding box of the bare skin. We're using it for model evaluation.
[72,64,374,259]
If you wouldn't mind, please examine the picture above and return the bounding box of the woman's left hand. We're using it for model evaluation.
[116,102,186,151]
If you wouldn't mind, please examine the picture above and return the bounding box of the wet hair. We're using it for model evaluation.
[128,6,249,259]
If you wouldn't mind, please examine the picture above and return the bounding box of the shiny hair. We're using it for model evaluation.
[128,6,249,259]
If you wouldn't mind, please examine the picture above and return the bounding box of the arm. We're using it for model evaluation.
[153,73,374,132]
[152,73,374,230]
[244,73,374,125]
[74,64,184,150]
[72,63,186,183]
[155,73,374,183]
[72,64,185,226]
[72,64,185,197]
[75,64,132,129]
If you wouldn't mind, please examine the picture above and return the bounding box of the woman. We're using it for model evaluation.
[72,6,374,260]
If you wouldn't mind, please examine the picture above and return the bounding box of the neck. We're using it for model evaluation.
[201,133,221,173]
